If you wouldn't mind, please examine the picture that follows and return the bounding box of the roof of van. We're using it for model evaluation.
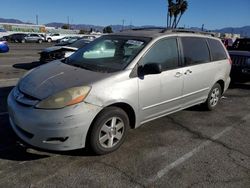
[112,28,216,39]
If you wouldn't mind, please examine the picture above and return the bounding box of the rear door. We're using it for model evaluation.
[180,37,214,108]
[138,37,184,122]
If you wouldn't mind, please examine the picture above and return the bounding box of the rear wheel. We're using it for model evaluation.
[38,39,42,44]
[47,38,52,43]
[89,107,129,155]
[203,83,222,110]
[21,39,25,43]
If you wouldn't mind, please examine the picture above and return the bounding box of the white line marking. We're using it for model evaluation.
[148,126,233,184]
[0,65,13,67]
[0,112,8,116]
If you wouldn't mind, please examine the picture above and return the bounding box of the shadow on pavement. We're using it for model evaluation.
[0,86,14,113]
[13,61,45,70]
[229,82,250,90]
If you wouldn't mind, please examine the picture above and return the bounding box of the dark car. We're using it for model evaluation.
[229,51,250,82]
[55,36,81,46]
[2,33,27,43]
[230,38,250,51]
[40,39,91,62]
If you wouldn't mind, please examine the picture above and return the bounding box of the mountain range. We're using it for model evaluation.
[1,18,250,37]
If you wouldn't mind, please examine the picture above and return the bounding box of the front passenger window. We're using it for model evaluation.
[139,38,179,70]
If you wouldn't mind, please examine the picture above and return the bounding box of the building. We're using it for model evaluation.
[0,22,46,33]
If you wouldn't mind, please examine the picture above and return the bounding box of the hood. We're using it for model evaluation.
[19,61,109,100]
[41,46,77,53]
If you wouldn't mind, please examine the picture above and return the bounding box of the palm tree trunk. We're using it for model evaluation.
[167,12,169,28]
[172,17,177,28]
[175,14,183,28]
[169,16,172,28]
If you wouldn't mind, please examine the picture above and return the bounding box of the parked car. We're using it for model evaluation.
[0,41,9,53]
[39,39,91,62]
[229,38,250,51]
[2,33,27,43]
[229,51,250,82]
[55,36,81,46]
[24,33,45,43]
[8,29,231,154]
[46,33,65,42]
[0,28,8,38]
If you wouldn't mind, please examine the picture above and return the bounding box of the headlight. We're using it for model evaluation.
[36,86,91,109]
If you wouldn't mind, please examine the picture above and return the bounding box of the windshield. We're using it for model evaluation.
[64,35,151,73]
[67,39,89,48]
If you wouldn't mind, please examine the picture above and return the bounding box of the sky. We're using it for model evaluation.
[1,0,250,30]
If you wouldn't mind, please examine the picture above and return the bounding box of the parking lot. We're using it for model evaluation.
[0,43,249,187]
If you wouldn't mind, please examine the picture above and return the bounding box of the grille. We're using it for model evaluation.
[231,55,247,67]
[40,51,65,62]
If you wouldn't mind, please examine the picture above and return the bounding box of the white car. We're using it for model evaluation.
[46,33,65,42]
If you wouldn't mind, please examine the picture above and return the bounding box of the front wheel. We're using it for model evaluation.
[89,107,129,155]
[203,83,222,111]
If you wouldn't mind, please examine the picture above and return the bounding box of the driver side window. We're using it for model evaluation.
[139,38,179,71]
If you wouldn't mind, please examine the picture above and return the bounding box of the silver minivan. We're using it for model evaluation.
[8,29,231,154]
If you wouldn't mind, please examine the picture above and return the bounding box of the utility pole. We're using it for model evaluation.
[201,24,204,31]
[122,19,125,31]
[36,15,38,25]
[67,16,70,29]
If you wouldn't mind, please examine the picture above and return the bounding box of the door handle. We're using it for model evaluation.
[175,72,182,78]
[184,69,192,75]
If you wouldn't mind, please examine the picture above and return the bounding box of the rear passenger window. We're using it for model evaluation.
[140,38,179,70]
[181,37,210,66]
[208,39,227,61]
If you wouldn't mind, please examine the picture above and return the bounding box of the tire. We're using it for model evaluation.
[21,39,25,43]
[38,39,42,44]
[203,83,222,111]
[89,107,129,155]
[47,38,52,43]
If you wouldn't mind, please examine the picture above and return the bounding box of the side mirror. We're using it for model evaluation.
[139,63,162,75]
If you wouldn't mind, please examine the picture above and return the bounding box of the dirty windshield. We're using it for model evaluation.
[64,35,151,73]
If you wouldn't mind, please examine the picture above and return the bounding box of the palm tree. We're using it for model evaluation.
[167,0,174,28]
[172,1,180,28]
[167,0,188,28]
[175,0,188,28]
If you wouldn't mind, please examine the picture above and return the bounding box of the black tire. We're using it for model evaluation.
[203,83,222,111]
[89,107,129,155]
[47,38,52,43]
[21,39,25,43]
[38,39,42,44]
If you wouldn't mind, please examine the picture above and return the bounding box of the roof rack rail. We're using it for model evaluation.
[121,27,166,32]
[120,27,215,37]
[162,28,215,36]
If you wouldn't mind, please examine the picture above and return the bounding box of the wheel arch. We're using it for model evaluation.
[85,102,137,152]
[216,79,225,94]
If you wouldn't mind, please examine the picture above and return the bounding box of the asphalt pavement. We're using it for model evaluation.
[0,43,249,188]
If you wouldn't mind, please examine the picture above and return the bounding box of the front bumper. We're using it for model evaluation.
[7,89,102,151]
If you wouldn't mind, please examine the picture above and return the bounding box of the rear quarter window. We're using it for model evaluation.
[181,37,210,66]
[208,39,227,61]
